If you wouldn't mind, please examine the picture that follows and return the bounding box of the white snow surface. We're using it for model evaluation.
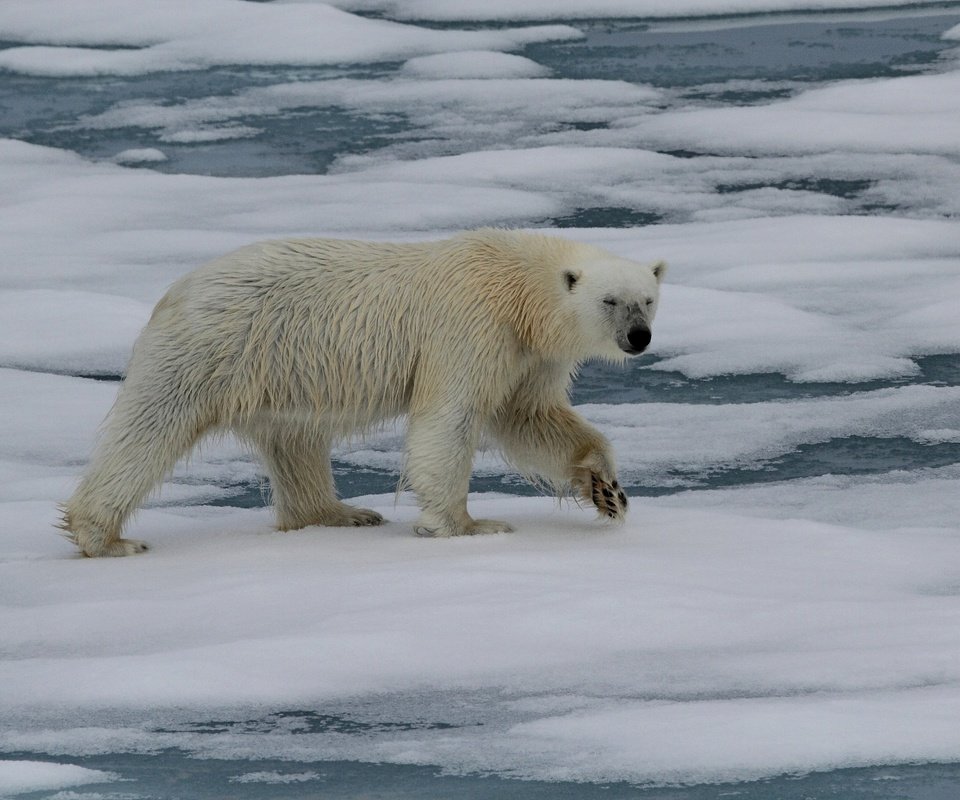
[111,148,168,165]
[2,0,960,789]
[231,770,323,784]
[0,0,579,76]
[3,496,960,786]
[400,51,551,79]
[0,760,115,795]
[627,71,960,157]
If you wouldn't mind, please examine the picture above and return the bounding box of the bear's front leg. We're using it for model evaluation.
[405,405,513,537]
[493,400,629,523]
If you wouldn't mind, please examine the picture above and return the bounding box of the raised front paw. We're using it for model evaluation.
[571,449,628,522]
[588,473,628,522]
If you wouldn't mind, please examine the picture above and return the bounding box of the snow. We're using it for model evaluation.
[400,51,551,79]
[462,689,960,785]
[0,760,114,795]
[1,0,960,791]
[0,0,579,76]
[657,466,960,530]
[110,148,167,165]
[231,770,323,784]
[3,498,960,786]
[628,71,960,158]
[0,291,151,375]
[231,772,321,783]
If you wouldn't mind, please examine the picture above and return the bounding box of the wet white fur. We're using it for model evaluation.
[61,229,666,555]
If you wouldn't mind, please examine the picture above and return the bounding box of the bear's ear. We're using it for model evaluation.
[650,260,668,284]
[563,270,582,291]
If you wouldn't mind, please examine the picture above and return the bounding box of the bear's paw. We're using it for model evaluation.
[413,517,514,537]
[590,474,628,523]
[82,538,150,557]
[324,505,384,528]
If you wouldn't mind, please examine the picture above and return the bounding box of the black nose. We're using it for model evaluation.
[627,325,651,353]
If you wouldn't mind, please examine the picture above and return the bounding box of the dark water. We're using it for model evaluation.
[571,352,960,405]
[523,9,960,88]
[6,751,960,799]
[0,60,403,177]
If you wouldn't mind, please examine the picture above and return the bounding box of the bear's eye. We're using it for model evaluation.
[645,298,654,307]
[564,271,579,291]
[603,297,618,307]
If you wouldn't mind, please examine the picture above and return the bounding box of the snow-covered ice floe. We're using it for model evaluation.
[0,0,579,76]
[0,760,116,795]
[2,494,960,786]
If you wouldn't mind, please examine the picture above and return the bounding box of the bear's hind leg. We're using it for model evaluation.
[245,418,383,531]
[62,381,210,556]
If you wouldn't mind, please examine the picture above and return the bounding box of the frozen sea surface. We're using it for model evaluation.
[3,6,960,181]
[2,2,960,798]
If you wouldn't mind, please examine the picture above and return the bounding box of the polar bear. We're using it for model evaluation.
[62,229,666,556]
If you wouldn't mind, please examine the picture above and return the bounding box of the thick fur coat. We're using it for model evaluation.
[62,229,666,555]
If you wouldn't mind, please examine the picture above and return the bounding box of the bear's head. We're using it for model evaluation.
[561,255,667,363]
